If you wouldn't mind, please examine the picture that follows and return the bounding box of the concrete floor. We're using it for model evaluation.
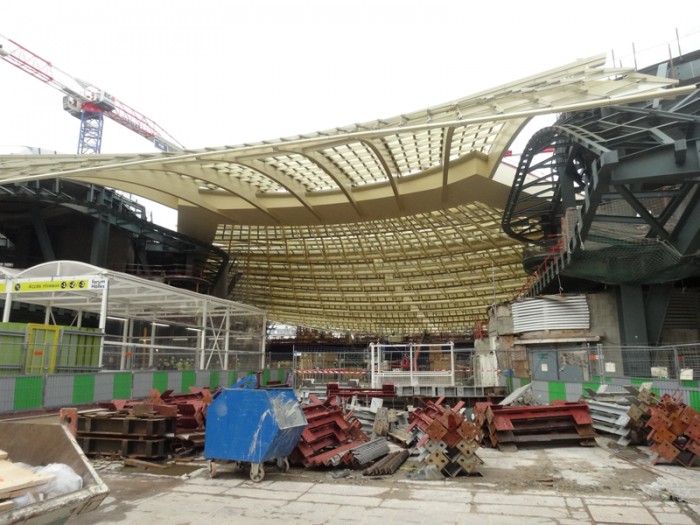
[68,438,700,525]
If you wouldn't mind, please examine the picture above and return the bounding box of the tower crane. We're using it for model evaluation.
[0,34,184,154]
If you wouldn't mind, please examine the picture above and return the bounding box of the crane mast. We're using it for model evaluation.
[0,34,184,154]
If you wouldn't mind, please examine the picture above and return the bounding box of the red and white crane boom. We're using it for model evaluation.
[0,34,184,153]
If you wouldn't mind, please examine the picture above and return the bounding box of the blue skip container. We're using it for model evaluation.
[204,375,307,482]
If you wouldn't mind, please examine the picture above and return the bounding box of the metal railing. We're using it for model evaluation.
[523,343,700,383]
[276,344,477,389]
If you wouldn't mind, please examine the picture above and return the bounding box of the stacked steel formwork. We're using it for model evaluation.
[408,399,483,477]
[474,401,596,450]
[628,391,700,467]
[102,387,213,433]
[69,387,215,459]
[76,412,177,459]
[290,395,370,467]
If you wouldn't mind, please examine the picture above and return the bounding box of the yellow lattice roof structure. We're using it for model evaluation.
[0,54,692,335]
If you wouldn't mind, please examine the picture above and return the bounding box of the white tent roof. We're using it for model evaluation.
[3,260,264,328]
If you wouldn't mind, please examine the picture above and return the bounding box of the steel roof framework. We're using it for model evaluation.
[0,55,693,335]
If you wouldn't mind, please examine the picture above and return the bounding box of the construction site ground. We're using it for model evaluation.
[68,436,700,525]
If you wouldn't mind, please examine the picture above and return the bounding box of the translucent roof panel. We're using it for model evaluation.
[0,54,692,335]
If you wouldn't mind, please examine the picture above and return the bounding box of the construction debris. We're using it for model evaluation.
[626,386,656,445]
[76,411,176,460]
[363,450,410,477]
[584,384,638,405]
[408,399,483,477]
[627,391,700,468]
[326,382,397,400]
[585,400,632,446]
[498,383,534,406]
[474,401,597,450]
[0,422,109,524]
[346,397,408,438]
[344,438,391,469]
[101,387,213,433]
[69,386,216,459]
[290,395,369,468]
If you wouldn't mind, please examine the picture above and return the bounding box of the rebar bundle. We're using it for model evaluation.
[363,450,409,476]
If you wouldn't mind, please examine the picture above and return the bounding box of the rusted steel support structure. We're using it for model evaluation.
[101,387,213,433]
[290,395,369,467]
[628,390,700,468]
[326,382,397,399]
[75,412,177,459]
[408,399,483,477]
[474,401,596,449]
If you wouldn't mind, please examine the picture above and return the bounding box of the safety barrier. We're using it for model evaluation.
[0,367,292,414]
[506,376,700,411]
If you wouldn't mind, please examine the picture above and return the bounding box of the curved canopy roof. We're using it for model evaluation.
[0,55,692,335]
[2,260,264,327]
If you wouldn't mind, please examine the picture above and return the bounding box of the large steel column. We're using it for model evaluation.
[31,205,56,261]
[645,284,674,345]
[617,285,651,377]
[90,217,110,268]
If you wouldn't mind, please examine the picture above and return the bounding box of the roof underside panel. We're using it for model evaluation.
[0,54,693,335]
[216,204,527,333]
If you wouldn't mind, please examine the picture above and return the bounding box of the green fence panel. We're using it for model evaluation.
[688,391,700,411]
[152,371,168,393]
[73,374,95,405]
[681,380,699,389]
[0,323,26,374]
[548,381,567,401]
[228,371,238,386]
[181,371,196,391]
[112,373,132,399]
[261,369,271,386]
[277,368,287,382]
[13,376,43,411]
[208,371,220,389]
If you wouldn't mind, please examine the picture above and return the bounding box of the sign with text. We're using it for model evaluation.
[9,276,107,293]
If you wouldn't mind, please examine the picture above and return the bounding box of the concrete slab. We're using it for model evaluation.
[307,483,389,496]
[648,511,696,525]
[298,491,383,507]
[66,436,700,525]
[473,503,569,519]
[587,504,657,524]
[223,486,302,500]
[472,492,566,507]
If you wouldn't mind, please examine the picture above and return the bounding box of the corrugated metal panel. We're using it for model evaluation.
[666,290,700,329]
[512,295,590,333]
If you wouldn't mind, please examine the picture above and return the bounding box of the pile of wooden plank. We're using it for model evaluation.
[0,450,54,512]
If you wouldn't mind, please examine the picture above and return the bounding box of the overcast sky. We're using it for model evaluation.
[1,1,699,225]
